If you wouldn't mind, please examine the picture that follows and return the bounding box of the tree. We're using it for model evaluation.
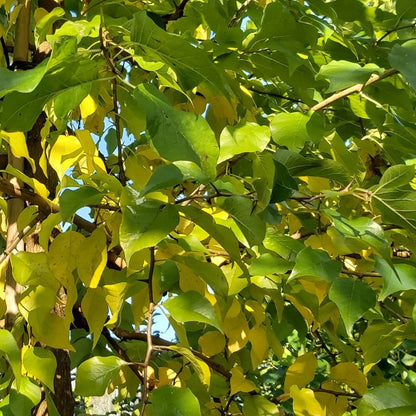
[0,0,416,414]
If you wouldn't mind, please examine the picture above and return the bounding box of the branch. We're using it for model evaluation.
[375,22,416,46]
[140,247,156,416]
[112,328,232,379]
[311,68,399,112]
[247,87,304,104]
[341,269,382,278]
[229,0,253,27]
[163,0,190,22]
[100,26,126,185]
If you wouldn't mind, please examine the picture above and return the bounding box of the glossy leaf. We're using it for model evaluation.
[329,276,377,335]
[164,291,223,332]
[150,386,201,416]
[74,356,127,396]
[23,347,57,392]
[134,84,219,179]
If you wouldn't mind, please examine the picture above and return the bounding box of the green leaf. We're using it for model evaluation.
[59,186,104,221]
[23,347,57,392]
[270,112,324,150]
[11,252,59,290]
[274,149,350,185]
[173,256,229,297]
[168,346,211,386]
[218,122,270,163]
[120,188,179,262]
[329,276,376,335]
[289,247,341,282]
[9,376,41,416]
[370,165,416,233]
[357,383,416,416]
[324,209,390,259]
[0,60,49,98]
[389,40,416,92]
[164,291,223,332]
[218,196,266,247]
[0,329,21,389]
[178,205,243,266]
[317,60,382,93]
[243,395,280,416]
[131,11,230,97]
[249,253,292,276]
[0,58,100,132]
[374,257,416,300]
[150,386,201,416]
[35,7,66,45]
[271,161,298,203]
[134,84,219,179]
[74,356,127,396]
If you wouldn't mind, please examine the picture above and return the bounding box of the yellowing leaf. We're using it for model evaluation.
[169,346,211,387]
[82,287,108,347]
[49,134,83,180]
[290,385,326,416]
[315,381,348,416]
[48,231,84,287]
[284,352,317,393]
[330,362,367,395]
[5,164,49,199]
[78,228,107,288]
[198,331,225,357]
[248,325,269,368]
[80,94,97,119]
[230,367,258,395]
[1,131,36,172]
[224,299,249,353]
[76,129,106,174]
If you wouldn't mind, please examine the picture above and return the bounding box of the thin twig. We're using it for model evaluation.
[0,212,43,267]
[140,247,156,416]
[379,302,409,323]
[314,330,338,365]
[341,269,382,278]
[247,87,303,104]
[375,22,416,46]
[229,0,253,27]
[113,329,232,378]
[311,68,399,112]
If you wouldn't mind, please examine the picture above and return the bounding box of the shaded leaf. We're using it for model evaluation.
[150,386,201,416]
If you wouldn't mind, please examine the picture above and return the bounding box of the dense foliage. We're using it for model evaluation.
[1,0,416,415]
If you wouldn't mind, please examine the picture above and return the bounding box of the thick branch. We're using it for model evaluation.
[311,68,399,112]
[113,328,232,379]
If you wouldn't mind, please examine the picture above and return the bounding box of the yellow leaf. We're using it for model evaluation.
[224,299,249,353]
[330,362,367,395]
[159,367,180,386]
[78,228,107,288]
[104,282,129,326]
[315,381,348,416]
[130,286,149,327]
[248,325,269,368]
[245,300,265,327]
[284,352,317,393]
[299,279,329,305]
[5,164,49,199]
[82,287,108,347]
[290,385,326,416]
[76,129,106,174]
[49,135,83,180]
[80,94,97,119]
[169,346,211,387]
[34,7,48,23]
[1,131,36,172]
[198,331,226,357]
[230,367,258,395]
[48,231,84,287]
[266,325,284,359]
[178,263,206,295]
